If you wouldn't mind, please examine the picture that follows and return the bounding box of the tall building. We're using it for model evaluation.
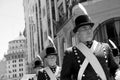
[0,59,7,80]
[4,33,27,80]
[23,0,44,73]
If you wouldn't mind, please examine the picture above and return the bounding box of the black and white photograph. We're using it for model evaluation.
[0,0,120,80]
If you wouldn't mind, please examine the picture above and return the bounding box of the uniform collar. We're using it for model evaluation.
[85,41,93,48]
[49,65,57,73]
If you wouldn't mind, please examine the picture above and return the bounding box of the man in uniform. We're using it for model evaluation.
[37,46,61,80]
[60,14,120,80]
[32,55,43,80]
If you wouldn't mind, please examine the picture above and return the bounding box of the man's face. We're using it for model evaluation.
[76,25,93,42]
[46,55,57,66]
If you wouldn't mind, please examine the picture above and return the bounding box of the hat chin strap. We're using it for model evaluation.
[50,65,57,68]
[48,62,56,67]
[49,64,57,68]
[80,40,92,45]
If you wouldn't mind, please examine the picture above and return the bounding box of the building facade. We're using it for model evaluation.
[0,59,7,80]
[23,0,58,72]
[4,33,27,80]
[23,0,42,73]
[23,0,120,69]
[55,0,120,66]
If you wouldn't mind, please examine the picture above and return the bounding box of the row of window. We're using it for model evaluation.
[8,73,23,78]
[8,59,23,64]
[9,40,25,44]
[8,63,24,68]
[7,54,24,60]
[8,64,23,68]
[9,44,26,49]
[8,50,25,55]
[12,59,23,63]
[9,68,23,73]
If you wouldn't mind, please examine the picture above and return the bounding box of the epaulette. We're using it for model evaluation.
[64,46,73,55]
[38,68,44,72]
[57,66,62,71]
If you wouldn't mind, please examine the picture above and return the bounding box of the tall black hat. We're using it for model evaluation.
[34,60,42,68]
[45,46,57,58]
[73,15,94,33]
[33,55,43,68]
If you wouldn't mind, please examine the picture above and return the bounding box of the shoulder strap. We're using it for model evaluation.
[44,67,57,80]
[76,42,107,80]
[55,66,61,76]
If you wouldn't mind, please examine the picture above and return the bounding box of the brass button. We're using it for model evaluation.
[82,74,85,77]
[78,60,81,63]
[106,60,108,63]
[75,53,78,55]
[105,56,107,58]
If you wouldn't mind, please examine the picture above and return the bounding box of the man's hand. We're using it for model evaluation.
[115,69,120,80]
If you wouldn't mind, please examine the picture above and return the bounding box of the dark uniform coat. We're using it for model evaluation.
[60,40,119,80]
[37,66,61,80]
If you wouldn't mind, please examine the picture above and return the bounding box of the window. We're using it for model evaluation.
[8,57,10,60]
[19,73,21,77]
[12,56,14,59]
[18,55,20,58]
[9,71,11,73]
[94,17,120,56]
[19,64,23,67]
[20,44,23,47]
[19,68,23,71]
[51,0,56,20]
[42,7,46,18]
[15,74,17,77]
[19,59,23,62]
[13,74,17,78]
[21,54,23,58]
[44,31,48,41]
[19,73,23,77]
[15,55,17,58]
[12,60,16,63]
[14,69,17,72]
[58,3,64,21]
[13,69,17,72]
[13,65,16,67]
[12,46,14,49]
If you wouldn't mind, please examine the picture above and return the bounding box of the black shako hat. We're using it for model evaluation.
[33,56,43,68]
[33,60,42,68]
[73,15,94,33]
[45,47,57,58]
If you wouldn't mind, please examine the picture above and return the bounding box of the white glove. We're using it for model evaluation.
[115,69,120,80]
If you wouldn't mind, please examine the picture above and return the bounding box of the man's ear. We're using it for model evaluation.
[76,31,79,36]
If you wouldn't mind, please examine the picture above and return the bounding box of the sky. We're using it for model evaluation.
[0,0,25,60]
